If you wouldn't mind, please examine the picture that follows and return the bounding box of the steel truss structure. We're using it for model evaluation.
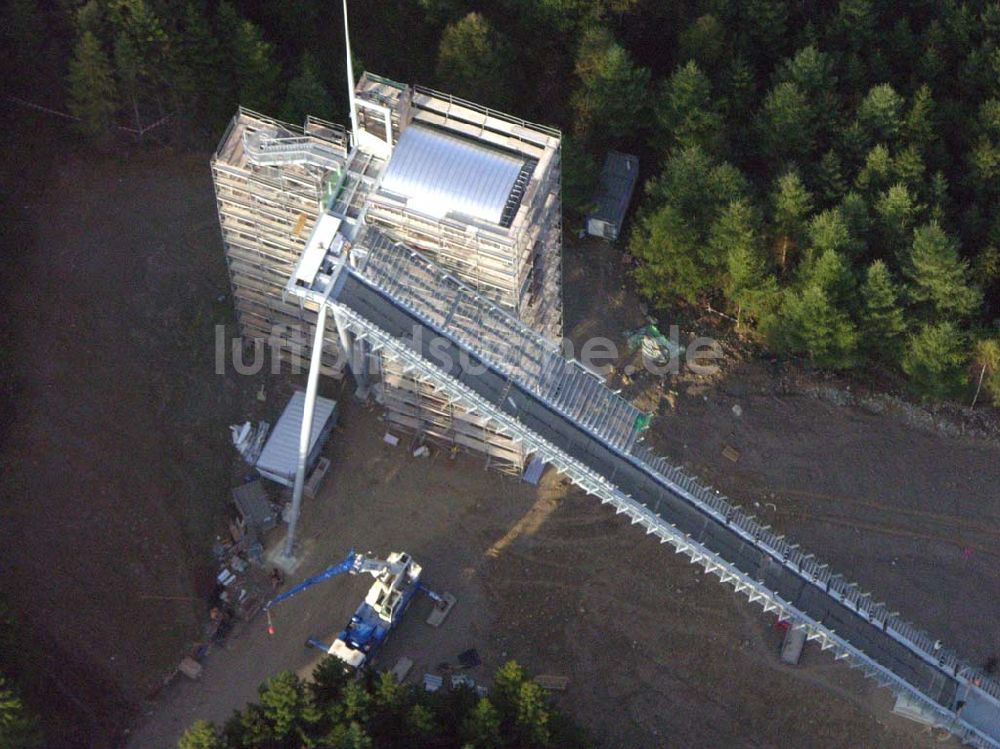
[292,227,1000,749]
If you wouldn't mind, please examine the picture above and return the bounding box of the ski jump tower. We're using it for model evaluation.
[213,75,561,474]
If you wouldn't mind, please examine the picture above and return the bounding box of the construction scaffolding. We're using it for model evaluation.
[211,107,350,374]
[378,359,526,472]
[214,74,563,473]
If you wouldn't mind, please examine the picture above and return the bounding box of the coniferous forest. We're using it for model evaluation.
[5,0,1000,401]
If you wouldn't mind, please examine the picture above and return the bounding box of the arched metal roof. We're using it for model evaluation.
[379,124,528,226]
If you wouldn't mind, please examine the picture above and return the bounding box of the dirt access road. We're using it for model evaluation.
[3,122,997,747]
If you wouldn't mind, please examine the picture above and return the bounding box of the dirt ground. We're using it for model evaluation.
[1,119,247,745]
[3,120,998,748]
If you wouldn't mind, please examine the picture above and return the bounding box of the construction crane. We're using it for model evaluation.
[264,549,448,669]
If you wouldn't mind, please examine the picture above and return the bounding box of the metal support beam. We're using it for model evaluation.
[282,303,328,559]
[342,0,359,140]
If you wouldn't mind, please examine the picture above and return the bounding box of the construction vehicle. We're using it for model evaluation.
[264,549,448,669]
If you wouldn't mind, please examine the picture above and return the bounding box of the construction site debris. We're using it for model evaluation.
[780,623,806,665]
[458,648,481,668]
[426,592,457,627]
[178,657,203,680]
[230,421,269,465]
[232,480,277,534]
[625,324,684,367]
[305,456,331,498]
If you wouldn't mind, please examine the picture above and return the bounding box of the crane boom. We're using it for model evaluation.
[264,549,358,611]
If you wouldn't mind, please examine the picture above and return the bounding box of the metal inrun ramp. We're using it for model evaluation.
[295,228,1000,748]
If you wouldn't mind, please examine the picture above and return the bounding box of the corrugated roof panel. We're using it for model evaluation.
[379,124,526,225]
[255,391,337,485]
[589,151,639,226]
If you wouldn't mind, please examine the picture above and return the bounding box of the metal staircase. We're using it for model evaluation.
[243,130,346,173]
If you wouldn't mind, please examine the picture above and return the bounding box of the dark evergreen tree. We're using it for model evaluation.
[859,260,907,363]
[571,27,650,148]
[283,52,333,123]
[905,222,982,319]
[67,30,119,136]
[436,12,514,110]
[231,17,281,112]
[901,322,969,400]
[771,170,814,270]
[654,61,723,155]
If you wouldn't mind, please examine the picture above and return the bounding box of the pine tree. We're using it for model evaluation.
[110,0,170,131]
[774,45,838,141]
[715,200,778,329]
[405,704,435,741]
[777,283,859,369]
[805,208,853,265]
[771,170,814,270]
[310,655,350,708]
[855,144,893,195]
[67,31,119,136]
[679,14,726,73]
[631,203,703,305]
[775,45,837,99]
[815,149,847,205]
[0,675,40,748]
[774,248,858,369]
[491,660,528,714]
[875,183,919,258]
[341,680,371,724]
[258,672,305,740]
[905,222,982,319]
[462,698,502,748]
[722,54,755,130]
[513,679,551,747]
[890,145,925,195]
[178,720,222,749]
[903,84,937,153]
[340,721,374,749]
[839,191,871,246]
[283,52,333,122]
[171,2,229,128]
[860,260,907,362]
[654,61,723,155]
[2,0,46,94]
[436,12,514,110]
[901,322,969,400]
[571,27,650,148]
[757,81,814,164]
[646,145,748,236]
[857,83,904,144]
[232,18,280,111]
[971,338,1000,407]
[560,136,599,214]
[744,0,788,68]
